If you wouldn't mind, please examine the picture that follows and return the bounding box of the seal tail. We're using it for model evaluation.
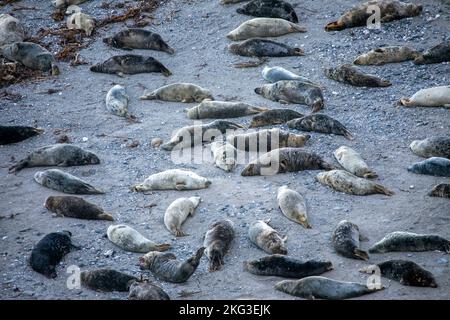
[320,160,335,171]
[160,141,176,151]
[81,184,105,195]
[342,129,354,140]
[90,64,102,73]
[153,243,171,252]
[139,91,156,100]
[160,65,172,77]
[131,184,145,192]
[98,213,114,221]
[51,63,60,76]
[208,249,224,272]
[8,160,28,173]
[378,80,391,87]
[354,249,369,261]
[293,48,304,56]
[374,184,394,196]
[253,106,269,112]
[413,55,425,65]
[363,172,378,179]
[290,23,307,33]
[325,21,345,31]
[399,98,413,107]
[186,247,205,268]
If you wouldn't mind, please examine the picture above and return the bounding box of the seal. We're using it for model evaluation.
[360,260,437,288]
[105,84,130,118]
[9,144,100,173]
[164,197,201,236]
[139,247,205,283]
[407,157,450,177]
[241,148,335,176]
[332,220,369,261]
[316,170,394,196]
[227,17,306,41]
[210,141,237,172]
[410,137,450,159]
[34,169,104,194]
[0,14,26,47]
[249,109,304,128]
[248,219,287,254]
[262,66,321,87]
[161,120,243,151]
[325,0,422,31]
[277,185,311,228]
[236,0,299,23]
[30,231,79,278]
[80,269,138,292]
[2,42,60,75]
[132,169,211,191]
[107,224,171,253]
[66,12,94,36]
[369,231,450,253]
[0,125,43,145]
[44,196,114,221]
[221,0,247,3]
[333,146,377,178]
[228,38,304,57]
[103,28,174,54]
[186,100,267,119]
[227,128,310,152]
[90,55,171,77]
[287,114,354,140]
[140,83,213,102]
[244,255,333,278]
[399,86,450,107]
[204,220,235,272]
[324,64,391,87]
[429,183,450,199]
[255,80,324,112]
[54,0,90,8]
[275,276,383,299]
[414,40,450,64]
[353,46,419,65]
[128,281,171,300]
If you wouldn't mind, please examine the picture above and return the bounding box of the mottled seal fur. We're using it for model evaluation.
[399,86,450,108]
[236,0,299,23]
[369,231,450,253]
[0,14,26,47]
[333,146,377,178]
[414,41,450,65]
[9,144,100,173]
[353,46,419,65]
[45,196,113,220]
[128,281,171,300]
[140,83,213,102]
[360,260,437,288]
[407,157,450,177]
[34,169,104,194]
[332,220,369,261]
[228,38,304,57]
[105,84,130,118]
[103,28,174,54]
[90,54,171,76]
[210,141,237,172]
[0,125,43,145]
[139,247,205,283]
[248,220,287,254]
[324,64,391,87]
[249,109,304,128]
[287,114,354,140]
[244,255,333,278]
[203,220,235,272]
[80,269,138,292]
[164,197,201,236]
[107,224,171,253]
[132,169,211,191]
[277,186,311,228]
[410,137,450,159]
[428,183,450,199]
[186,100,267,119]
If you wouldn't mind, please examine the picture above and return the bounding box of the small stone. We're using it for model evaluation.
[82,137,88,142]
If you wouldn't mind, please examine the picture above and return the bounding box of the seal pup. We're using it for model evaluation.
[227,128,310,152]
[399,86,450,108]
[255,80,324,112]
[275,276,383,299]
[316,170,394,196]
[407,157,450,177]
[360,260,437,288]
[429,183,450,199]
[90,55,171,77]
[132,169,211,191]
[66,12,94,36]
[241,148,335,176]
[277,186,311,228]
[44,196,113,220]
[0,14,26,47]
[325,0,422,31]
[140,83,213,102]
[210,141,237,172]
[128,281,171,300]
[9,144,100,173]
[353,46,419,65]
[333,146,378,178]
[203,220,235,271]
[236,0,299,23]
[369,231,450,253]
[248,220,287,254]
[244,255,333,278]
[164,197,201,236]
[34,169,104,194]
[103,28,174,54]
[221,0,247,3]
[287,114,354,140]
[54,0,91,8]
[186,100,267,119]
[226,18,306,41]
[105,84,131,118]
[161,120,243,151]
[80,269,138,292]
[0,125,43,145]
[249,109,304,128]
[30,231,79,278]
[414,41,450,64]
[262,66,321,87]
[324,64,391,87]
[410,137,450,159]
[228,38,304,57]
[107,224,171,253]
[332,220,369,261]
[2,42,60,75]
[139,247,205,283]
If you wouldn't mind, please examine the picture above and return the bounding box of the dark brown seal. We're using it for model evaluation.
[103,28,174,54]
[229,38,303,57]
[0,125,43,145]
[287,114,354,140]
[324,64,391,87]
[90,54,171,76]
[44,196,114,221]
[249,109,304,128]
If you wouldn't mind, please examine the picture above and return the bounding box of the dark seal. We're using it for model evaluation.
[287,114,354,140]
[229,38,303,57]
[90,54,171,76]
[45,196,114,220]
[0,125,43,145]
[103,28,174,54]
[332,220,369,261]
[80,269,138,292]
[236,0,299,23]
[324,64,391,87]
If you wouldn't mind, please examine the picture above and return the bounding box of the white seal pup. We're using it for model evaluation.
[66,12,95,36]
[164,197,201,236]
[132,169,211,191]
[399,86,450,108]
[333,146,378,179]
[107,224,171,253]
[248,220,287,254]
[277,185,311,228]
[210,141,237,172]
[262,66,322,88]
[105,85,130,118]
[140,83,213,103]
[409,137,450,159]
[0,14,26,47]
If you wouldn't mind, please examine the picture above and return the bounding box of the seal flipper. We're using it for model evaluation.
[325,21,345,31]
[98,213,114,221]
[373,184,394,196]
[153,243,171,252]
[8,159,29,173]
[353,248,369,261]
